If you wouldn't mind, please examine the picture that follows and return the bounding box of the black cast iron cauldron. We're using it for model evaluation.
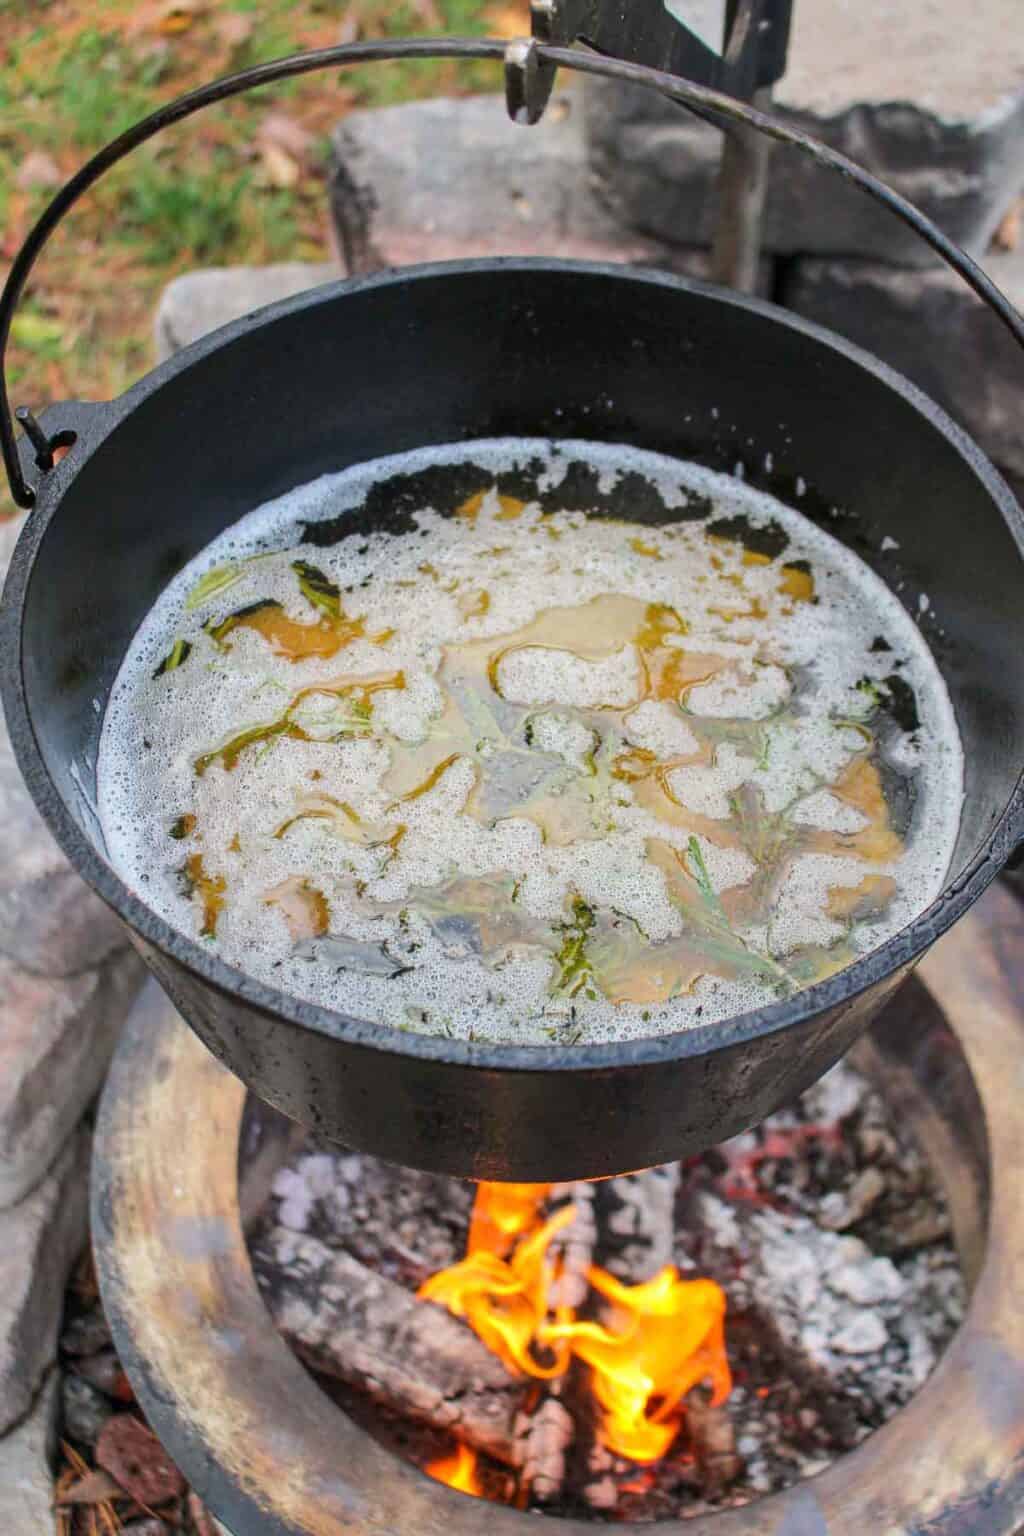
[3,41,1024,1181]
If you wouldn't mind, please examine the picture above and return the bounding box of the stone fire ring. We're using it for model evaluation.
[92,883,1024,1536]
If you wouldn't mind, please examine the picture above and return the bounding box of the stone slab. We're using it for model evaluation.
[327,89,773,289]
[154,260,341,362]
[0,1129,88,1435]
[585,0,1024,265]
[0,951,140,1207]
[330,87,672,269]
[0,517,144,1207]
[0,519,127,981]
[784,241,1024,480]
[0,1372,57,1536]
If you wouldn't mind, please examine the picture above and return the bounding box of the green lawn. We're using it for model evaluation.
[0,0,523,517]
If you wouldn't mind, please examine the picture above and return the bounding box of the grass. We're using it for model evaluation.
[0,0,528,518]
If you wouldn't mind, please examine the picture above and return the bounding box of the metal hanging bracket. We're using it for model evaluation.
[4,36,1024,511]
[505,0,793,124]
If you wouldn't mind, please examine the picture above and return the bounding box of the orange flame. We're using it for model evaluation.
[540,1266,731,1462]
[467,1181,552,1259]
[418,1182,732,1470]
[426,1441,483,1495]
[419,1199,574,1378]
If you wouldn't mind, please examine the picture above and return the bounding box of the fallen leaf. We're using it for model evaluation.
[992,198,1022,253]
[15,150,61,191]
[212,10,254,47]
[336,9,361,43]
[55,1469,123,1506]
[125,0,204,35]
[484,0,531,36]
[157,0,205,33]
[258,112,313,160]
[260,142,301,189]
[96,1415,186,1507]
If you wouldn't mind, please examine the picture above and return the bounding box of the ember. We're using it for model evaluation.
[418,1182,732,1475]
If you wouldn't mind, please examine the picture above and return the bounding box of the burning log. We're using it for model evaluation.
[515,1182,596,1503]
[594,1168,742,1500]
[254,1227,522,1463]
[548,1182,598,1307]
[514,1397,575,1501]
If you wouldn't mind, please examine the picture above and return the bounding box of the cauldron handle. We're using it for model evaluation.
[3,36,1024,510]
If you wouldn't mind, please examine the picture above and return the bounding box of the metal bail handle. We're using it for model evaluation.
[3,36,1024,510]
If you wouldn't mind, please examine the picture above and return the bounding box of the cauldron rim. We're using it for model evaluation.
[5,256,1024,1076]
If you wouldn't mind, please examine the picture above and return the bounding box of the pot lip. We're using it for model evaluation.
[4,255,1024,1074]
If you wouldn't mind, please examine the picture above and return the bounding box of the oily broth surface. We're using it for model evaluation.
[97,440,963,1045]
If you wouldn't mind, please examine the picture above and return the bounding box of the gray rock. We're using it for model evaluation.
[0,518,144,1207]
[0,523,127,982]
[0,1129,89,1436]
[585,0,1024,265]
[60,1305,111,1358]
[0,951,140,1208]
[784,241,1024,480]
[154,260,341,361]
[61,1372,114,1448]
[330,87,644,267]
[0,1372,58,1536]
[328,88,773,289]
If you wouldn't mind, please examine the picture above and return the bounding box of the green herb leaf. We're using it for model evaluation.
[186,562,243,611]
[195,717,298,776]
[292,559,341,619]
[686,835,727,921]
[551,896,596,998]
[204,599,280,649]
[153,638,192,678]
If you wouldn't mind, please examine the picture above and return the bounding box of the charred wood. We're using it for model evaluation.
[514,1396,574,1502]
[685,1384,743,1498]
[253,1226,521,1463]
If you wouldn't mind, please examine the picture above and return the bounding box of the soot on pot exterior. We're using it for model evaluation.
[4,260,1024,1181]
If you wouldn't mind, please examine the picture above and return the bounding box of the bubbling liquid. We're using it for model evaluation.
[97,441,964,1046]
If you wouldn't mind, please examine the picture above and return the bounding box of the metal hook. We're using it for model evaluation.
[15,408,54,472]
[505,37,559,125]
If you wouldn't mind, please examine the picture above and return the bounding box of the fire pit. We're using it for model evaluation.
[4,9,1023,1528]
[246,1044,967,1516]
[92,879,1023,1535]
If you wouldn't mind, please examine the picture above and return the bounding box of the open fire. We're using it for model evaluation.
[420,1182,732,1497]
[251,1054,967,1519]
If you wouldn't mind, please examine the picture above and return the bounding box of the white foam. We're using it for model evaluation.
[623,702,699,759]
[667,744,753,821]
[97,438,964,1047]
[686,662,791,720]
[497,646,641,710]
